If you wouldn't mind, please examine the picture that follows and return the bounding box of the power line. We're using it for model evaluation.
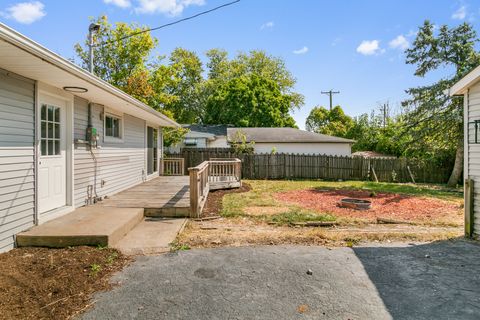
[321,90,340,110]
[94,0,241,47]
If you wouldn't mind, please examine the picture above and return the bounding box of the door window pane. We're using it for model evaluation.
[40,104,61,156]
[41,140,47,156]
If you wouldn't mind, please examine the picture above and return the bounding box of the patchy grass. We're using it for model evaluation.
[269,208,336,226]
[222,180,462,223]
[177,179,464,249]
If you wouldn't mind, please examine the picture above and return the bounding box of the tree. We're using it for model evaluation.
[75,16,157,89]
[403,20,480,186]
[202,49,304,117]
[204,74,297,128]
[163,48,204,123]
[306,105,353,137]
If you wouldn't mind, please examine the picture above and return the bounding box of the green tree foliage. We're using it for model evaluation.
[204,74,297,128]
[402,20,480,186]
[306,106,353,137]
[75,16,157,89]
[162,48,204,123]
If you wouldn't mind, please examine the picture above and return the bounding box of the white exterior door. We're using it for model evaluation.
[38,95,67,213]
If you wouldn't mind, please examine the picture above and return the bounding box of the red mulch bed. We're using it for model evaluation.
[275,189,461,222]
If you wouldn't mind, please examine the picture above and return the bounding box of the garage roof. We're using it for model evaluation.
[227,127,355,143]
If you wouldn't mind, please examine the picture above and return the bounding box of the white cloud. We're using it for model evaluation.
[3,1,45,24]
[104,0,131,8]
[389,35,409,50]
[293,46,308,55]
[452,5,466,20]
[135,0,205,16]
[356,40,382,56]
[260,21,274,30]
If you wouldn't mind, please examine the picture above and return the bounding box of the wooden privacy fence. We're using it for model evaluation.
[188,158,242,217]
[168,148,451,184]
[160,158,184,176]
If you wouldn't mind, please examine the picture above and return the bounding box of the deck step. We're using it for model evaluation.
[16,207,144,248]
[144,206,191,218]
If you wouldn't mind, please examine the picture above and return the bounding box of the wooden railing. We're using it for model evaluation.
[188,158,241,217]
[208,158,242,190]
[160,158,184,176]
[189,161,210,218]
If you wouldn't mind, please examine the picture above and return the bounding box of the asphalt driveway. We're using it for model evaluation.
[82,240,480,320]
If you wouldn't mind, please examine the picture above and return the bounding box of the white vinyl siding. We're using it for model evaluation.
[252,142,352,156]
[0,69,35,252]
[466,83,480,236]
[73,97,147,208]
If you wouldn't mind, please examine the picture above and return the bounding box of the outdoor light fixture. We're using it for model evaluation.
[63,86,88,93]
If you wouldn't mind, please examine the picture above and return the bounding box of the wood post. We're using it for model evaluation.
[465,178,474,238]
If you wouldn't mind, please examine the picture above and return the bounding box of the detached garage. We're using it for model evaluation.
[227,127,354,156]
[450,65,480,238]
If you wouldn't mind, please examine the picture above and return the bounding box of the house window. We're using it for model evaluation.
[469,120,480,144]
[184,138,197,146]
[104,113,123,141]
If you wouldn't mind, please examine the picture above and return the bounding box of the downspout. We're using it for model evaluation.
[87,103,99,203]
[33,81,39,225]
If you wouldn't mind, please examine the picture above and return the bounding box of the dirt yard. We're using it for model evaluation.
[177,180,464,248]
[275,188,462,225]
[0,246,129,320]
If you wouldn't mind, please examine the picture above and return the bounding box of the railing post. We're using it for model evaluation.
[189,167,199,218]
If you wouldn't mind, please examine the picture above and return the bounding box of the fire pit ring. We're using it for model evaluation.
[339,198,372,210]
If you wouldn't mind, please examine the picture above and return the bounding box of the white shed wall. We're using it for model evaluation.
[253,142,352,156]
[466,82,480,237]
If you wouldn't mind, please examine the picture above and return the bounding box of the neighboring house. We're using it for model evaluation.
[449,66,480,239]
[0,23,178,252]
[228,127,354,156]
[168,124,229,152]
[171,126,354,156]
[352,151,396,159]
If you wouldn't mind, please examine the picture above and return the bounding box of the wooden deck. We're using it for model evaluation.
[99,176,190,217]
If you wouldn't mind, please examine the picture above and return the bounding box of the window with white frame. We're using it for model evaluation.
[104,113,123,140]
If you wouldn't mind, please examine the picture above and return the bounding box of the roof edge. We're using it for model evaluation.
[0,22,179,128]
[449,64,480,96]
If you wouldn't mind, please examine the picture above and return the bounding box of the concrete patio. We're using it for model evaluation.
[16,176,191,252]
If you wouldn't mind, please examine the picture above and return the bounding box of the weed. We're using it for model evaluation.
[105,252,118,265]
[170,242,191,252]
[96,244,108,250]
[90,263,102,276]
[344,236,361,247]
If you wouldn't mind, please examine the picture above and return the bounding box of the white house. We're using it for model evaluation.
[449,65,480,238]
[228,127,354,156]
[168,125,229,152]
[171,126,354,156]
[0,23,178,252]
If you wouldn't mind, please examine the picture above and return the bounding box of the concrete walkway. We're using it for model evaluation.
[81,240,480,320]
[113,218,187,255]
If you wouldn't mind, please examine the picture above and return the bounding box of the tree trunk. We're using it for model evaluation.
[447,136,464,187]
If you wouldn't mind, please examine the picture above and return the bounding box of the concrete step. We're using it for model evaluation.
[16,206,144,248]
[113,217,187,255]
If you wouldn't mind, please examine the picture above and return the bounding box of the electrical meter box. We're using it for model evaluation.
[86,127,98,147]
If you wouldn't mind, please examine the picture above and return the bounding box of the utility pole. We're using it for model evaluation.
[88,23,101,74]
[321,90,340,110]
[379,101,389,129]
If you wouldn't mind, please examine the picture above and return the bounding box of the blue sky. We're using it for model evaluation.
[0,0,478,129]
